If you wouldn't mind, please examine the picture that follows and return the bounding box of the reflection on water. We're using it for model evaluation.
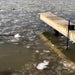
[0,43,34,71]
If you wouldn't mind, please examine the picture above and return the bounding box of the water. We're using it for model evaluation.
[0,43,33,71]
[0,0,75,75]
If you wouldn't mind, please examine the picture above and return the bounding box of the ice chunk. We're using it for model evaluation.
[26,45,30,48]
[43,60,49,65]
[52,44,54,47]
[36,63,47,70]
[36,60,49,70]
[14,34,21,38]
[63,61,71,68]
[43,50,50,53]
[14,33,24,40]
[35,50,39,53]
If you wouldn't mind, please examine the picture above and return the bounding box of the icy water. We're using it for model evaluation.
[0,0,75,75]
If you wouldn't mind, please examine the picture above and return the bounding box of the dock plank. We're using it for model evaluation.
[40,12,75,42]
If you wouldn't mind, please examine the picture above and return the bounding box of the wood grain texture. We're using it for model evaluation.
[40,12,75,42]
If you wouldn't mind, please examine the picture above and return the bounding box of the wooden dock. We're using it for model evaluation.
[40,12,75,42]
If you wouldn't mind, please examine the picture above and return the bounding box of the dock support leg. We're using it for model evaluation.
[66,20,70,50]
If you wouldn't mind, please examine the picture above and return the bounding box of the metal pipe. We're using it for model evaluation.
[66,20,70,50]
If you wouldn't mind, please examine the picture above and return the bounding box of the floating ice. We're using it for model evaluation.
[14,33,21,38]
[26,45,30,48]
[36,60,49,70]
[35,50,39,53]
[63,63,70,67]
[43,60,49,65]
[63,61,71,68]
[43,50,50,53]
[40,53,44,55]
[14,33,24,40]
[52,44,54,47]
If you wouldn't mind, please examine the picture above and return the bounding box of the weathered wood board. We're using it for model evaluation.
[40,12,75,42]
